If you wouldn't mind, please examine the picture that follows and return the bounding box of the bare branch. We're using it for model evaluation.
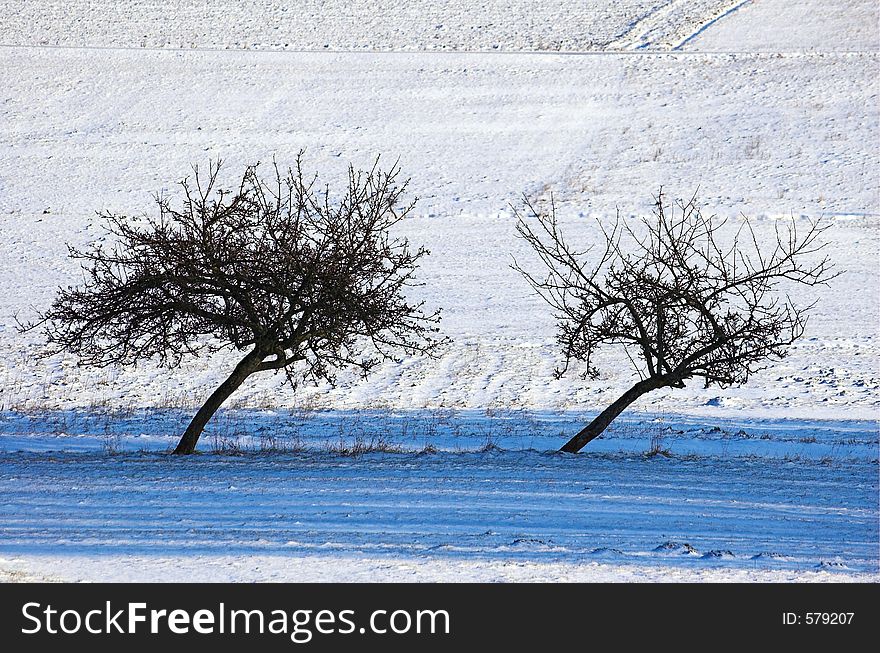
[513,189,835,452]
[21,154,449,453]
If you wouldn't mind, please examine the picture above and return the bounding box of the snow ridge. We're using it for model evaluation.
[607,0,751,50]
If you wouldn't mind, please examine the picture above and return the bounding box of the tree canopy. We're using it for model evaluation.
[29,154,445,452]
[513,191,834,452]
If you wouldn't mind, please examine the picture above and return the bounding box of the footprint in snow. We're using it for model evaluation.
[654,541,699,555]
[588,547,624,558]
[817,561,849,570]
[702,550,735,559]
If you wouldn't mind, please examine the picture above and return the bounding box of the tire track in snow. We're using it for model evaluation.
[0,0,742,53]
[0,451,875,576]
[607,0,752,50]
[675,0,754,49]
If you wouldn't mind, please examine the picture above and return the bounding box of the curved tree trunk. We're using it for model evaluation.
[560,377,664,453]
[172,349,265,454]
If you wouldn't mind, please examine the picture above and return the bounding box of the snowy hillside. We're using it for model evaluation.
[682,0,880,51]
[2,1,876,52]
[0,1,877,582]
[1,47,877,419]
[0,1,775,52]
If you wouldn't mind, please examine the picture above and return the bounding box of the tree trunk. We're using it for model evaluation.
[172,349,265,454]
[560,377,664,453]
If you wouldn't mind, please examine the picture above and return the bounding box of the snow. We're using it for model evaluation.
[0,1,878,582]
[0,434,876,582]
[682,0,880,52]
[0,408,876,461]
[0,411,876,581]
[0,1,761,52]
[1,48,877,418]
[3,555,873,583]
[3,1,874,53]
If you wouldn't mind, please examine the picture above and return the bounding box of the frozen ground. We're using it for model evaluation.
[682,0,880,52]
[2,556,872,583]
[2,1,875,52]
[1,408,877,461]
[0,414,876,582]
[0,46,877,418]
[0,1,763,52]
[0,1,877,582]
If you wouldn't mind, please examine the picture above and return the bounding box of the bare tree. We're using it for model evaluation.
[513,191,835,453]
[25,154,445,453]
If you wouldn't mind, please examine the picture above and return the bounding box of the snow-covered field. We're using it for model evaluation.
[2,1,876,52]
[2,48,877,417]
[0,1,877,581]
[0,1,777,52]
[0,417,876,582]
[0,0,880,52]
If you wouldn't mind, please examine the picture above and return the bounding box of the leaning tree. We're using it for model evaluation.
[512,191,835,453]
[26,154,444,453]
